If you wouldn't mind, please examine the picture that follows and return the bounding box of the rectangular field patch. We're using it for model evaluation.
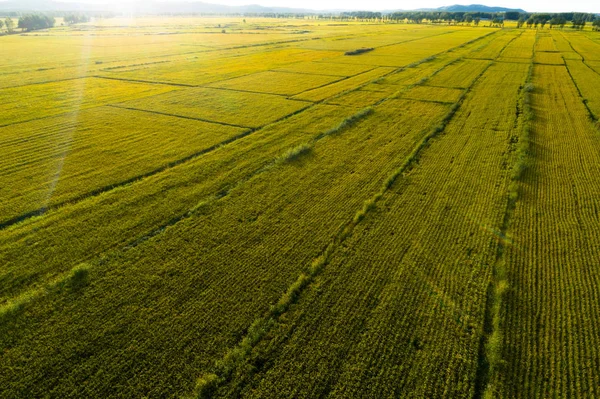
[534,52,564,65]
[207,71,342,96]
[399,85,464,103]
[0,106,246,225]
[427,59,489,88]
[325,89,390,107]
[292,67,394,102]
[118,87,309,128]
[274,61,375,77]
[0,77,175,126]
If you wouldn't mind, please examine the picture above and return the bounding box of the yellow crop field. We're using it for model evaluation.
[2,13,600,399]
[207,70,342,95]
[399,85,464,103]
[0,77,175,126]
[0,107,246,225]
[116,87,309,127]
[565,60,600,118]
[427,58,490,87]
[291,67,395,101]
[533,51,564,64]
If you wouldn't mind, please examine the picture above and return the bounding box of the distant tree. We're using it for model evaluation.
[18,14,55,31]
[0,19,3,31]
[505,11,520,21]
[491,17,504,27]
[64,14,90,25]
[465,15,473,25]
[526,18,534,28]
[474,17,480,26]
[5,17,14,33]
[560,18,567,29]
[541,20,547,29]
[517,16,525,28]
[593,19,600,31]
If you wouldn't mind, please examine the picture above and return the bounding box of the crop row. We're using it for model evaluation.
[499,63,600,398]
[115,87,310,128]
[0,77,175,126]
[0,107,246,227]
[564,59,600,119]
[498,30,536,62]
[99,47,340,86]
[0,25,488,308]
[213,59,531,399]
[0,96,452,398]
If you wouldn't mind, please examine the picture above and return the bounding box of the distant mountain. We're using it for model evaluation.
[435,4,526,12]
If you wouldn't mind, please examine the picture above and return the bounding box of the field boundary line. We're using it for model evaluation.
[94,74,197,87]
[106,104,253,128]
[268,68,375,78]
[0,76,86,91]
[198,85,318,98]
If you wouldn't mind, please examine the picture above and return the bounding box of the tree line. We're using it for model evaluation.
[0,12,98,33]
[17,14,55,31]
[0,11,598,32]
[339,11,597,28]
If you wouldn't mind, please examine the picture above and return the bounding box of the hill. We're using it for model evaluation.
[435,4,526,12]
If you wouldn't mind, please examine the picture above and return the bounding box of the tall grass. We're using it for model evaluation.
[274,143,312,164]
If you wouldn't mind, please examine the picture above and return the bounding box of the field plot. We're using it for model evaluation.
[214,60,530,399]
[2,19,600,399]
[207,70,342,95]
[0,94,452,399]
[0,107,246,226]
[498,64,600,399]
[565,59,600,118]
[324,29,490,67]
[426,59,490,88]
[534,34,557,52]
[0,77,175,126]
[0,104,362,305]
[398,85,464,103]
[325,89,391,107]
[467,30,520,59]
[533,51,564,65]
[99,47,340,86]
[292,67,395,102]
[274,61,374,77]
[562,32,600,61]
[498,30,535,63]
[117,87,308,128]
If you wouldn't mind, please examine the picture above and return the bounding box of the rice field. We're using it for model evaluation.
[1,17,599,399]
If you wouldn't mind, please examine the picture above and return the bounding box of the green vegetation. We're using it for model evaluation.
[1,16,599,399]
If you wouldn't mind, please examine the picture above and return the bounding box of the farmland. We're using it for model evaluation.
[1,16,600,399]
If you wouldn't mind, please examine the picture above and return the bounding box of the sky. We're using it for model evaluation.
[53,0,600,13]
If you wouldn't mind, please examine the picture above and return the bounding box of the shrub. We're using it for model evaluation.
[344,47,374,56]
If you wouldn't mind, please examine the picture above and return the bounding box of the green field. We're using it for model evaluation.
[1,16,600,398]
